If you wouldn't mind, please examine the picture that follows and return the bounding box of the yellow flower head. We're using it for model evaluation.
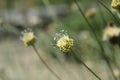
[56,35,73,52]
[111,0,120,10]
[21,29,36,46]
[102,24,120,41]
[85,8,97,18]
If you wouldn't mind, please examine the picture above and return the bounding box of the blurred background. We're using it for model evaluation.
[0,0,120,80]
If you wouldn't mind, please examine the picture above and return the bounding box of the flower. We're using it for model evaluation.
[111,0,120,10]
[21,29,36,46]
[85,8,97,18]
[102,26,120,40]
[56,35,73,52]
[102,21,120,46]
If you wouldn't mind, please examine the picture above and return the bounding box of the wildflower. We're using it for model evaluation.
[111,0,120,10]
[56,35,73,52]
[102,21,120,46]
[85,8,97,18]
[21,29,36,46]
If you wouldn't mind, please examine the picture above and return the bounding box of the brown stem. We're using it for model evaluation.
[32,44,62,80]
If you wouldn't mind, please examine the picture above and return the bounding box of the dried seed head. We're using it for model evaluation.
[111,0,120,10]
[57,35,73,52]
[103,26,120,41]
[21,29,36,46]
[102,22,120,46]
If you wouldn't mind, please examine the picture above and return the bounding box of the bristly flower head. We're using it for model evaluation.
[21,29,36,46]
[102,21,120,40]
[102,21,120,46]
[54,30,73,53]
[111,0,120,10]
[102,26,120,41]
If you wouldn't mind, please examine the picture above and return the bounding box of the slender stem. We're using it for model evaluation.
[71,50,102,80]
[73,0,103,53]
[112,47,120,70]
[73,0,118,80]
[73,0,96,34]
[32,44,62,80]
[104,56,118,80]
[97,0,120,24]
[92,17,100,31]
[96,1,106,26]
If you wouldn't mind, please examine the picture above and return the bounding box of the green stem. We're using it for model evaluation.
[92,17,100,32]
[73,0,118,80]
[96,1,106,26]
[32,44,62,80]
[104,56,118,80]
[97,0,120,24]
[71,50,102,80]
[112,47,120,70]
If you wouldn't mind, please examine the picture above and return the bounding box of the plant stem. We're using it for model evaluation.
[97,0,120,24]
[32,44,62,80]
[111,47,120,70]
[73,0,118,80]
[71,50,102,80]
[92,17,100,32]
[103,56,118,80]
[96,1,106,26]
